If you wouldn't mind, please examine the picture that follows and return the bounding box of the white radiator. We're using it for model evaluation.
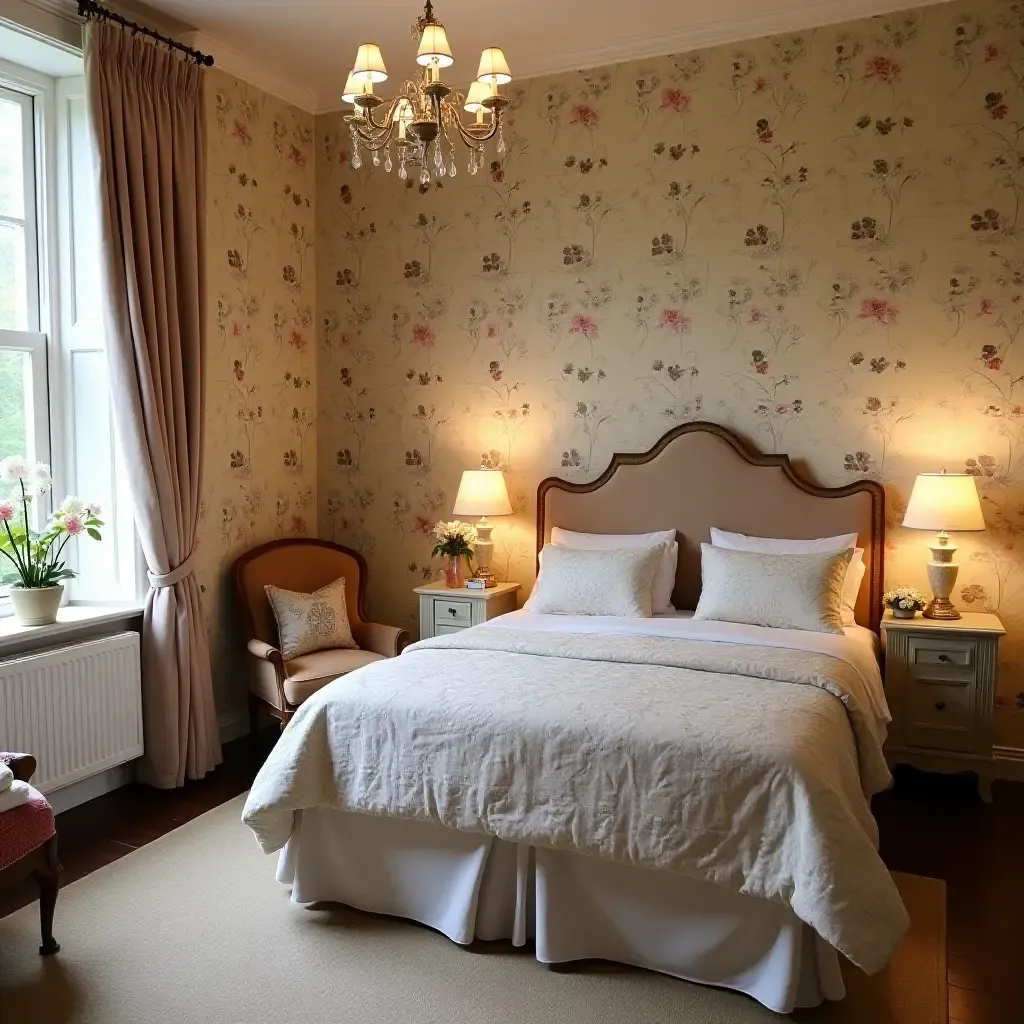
[0,631,143,793]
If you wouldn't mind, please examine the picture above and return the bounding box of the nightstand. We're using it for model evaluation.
[414,581,521,640]
[881,610,1005,802]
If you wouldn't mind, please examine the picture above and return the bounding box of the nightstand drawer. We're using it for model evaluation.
[908,636,976,683]
[906,678,976,753]
[433,598,473,627]
[433,624,464,636]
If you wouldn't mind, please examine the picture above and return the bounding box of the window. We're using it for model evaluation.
[0,52,139,610]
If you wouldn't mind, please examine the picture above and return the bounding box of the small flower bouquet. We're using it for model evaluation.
[431,520,478,589]
[883,586,926,619]
[0,455,103,625]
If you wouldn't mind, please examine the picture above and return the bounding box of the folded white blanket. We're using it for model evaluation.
[0,762,13,793]
[0,778,30,813]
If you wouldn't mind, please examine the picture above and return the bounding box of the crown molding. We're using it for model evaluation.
[184,30,319,114]
[314,0,934,114]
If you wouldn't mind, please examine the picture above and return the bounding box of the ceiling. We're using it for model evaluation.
[129,0,937,113]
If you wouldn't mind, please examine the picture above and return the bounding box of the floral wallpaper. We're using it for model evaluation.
[314,0,1024,753]
[197,70,317,718]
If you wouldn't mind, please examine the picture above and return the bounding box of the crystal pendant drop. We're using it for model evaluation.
[448,159,457,178]
[372,150,380,167]
[419,166,430,186]
[497,128,507,157]
[398,151,407,180]
[384,149,393,173]
[352,148,362,170]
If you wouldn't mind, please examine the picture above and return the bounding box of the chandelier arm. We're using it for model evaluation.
[364,95,406,133]
[448,110,500,148]
[350,118,397,152]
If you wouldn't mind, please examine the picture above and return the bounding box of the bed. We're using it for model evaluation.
[243,421,907,1014]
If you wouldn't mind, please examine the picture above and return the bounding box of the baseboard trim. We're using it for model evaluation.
[47,761,137,814]
[994,745,1024,782]
[219,708,250,745]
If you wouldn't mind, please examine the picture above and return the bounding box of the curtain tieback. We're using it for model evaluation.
[148,550,197,589]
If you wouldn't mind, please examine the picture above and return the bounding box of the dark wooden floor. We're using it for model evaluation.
[2,736,1021,1023]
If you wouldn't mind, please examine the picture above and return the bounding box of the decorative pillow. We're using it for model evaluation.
[527,544,663,618]
[264,577,358,661]
[693,544,853,635]
[710,528,865,628]
[549,528,679,613]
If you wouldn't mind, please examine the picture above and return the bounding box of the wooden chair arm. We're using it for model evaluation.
[1,752,37,782]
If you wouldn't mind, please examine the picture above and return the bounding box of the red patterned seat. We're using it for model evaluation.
[0,752,61,954]
[0,785,55,871]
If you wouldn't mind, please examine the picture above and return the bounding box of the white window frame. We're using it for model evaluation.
[0,54,140,613]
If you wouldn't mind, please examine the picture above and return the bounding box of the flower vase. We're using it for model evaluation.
[891,606,917,619]
[444,556,464,589]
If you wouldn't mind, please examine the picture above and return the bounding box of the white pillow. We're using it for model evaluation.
[694,544,852,635]
[709,528,865,627]
[550,527,678,613]
[527,544,663,617]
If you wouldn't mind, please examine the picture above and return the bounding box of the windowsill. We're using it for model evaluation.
[0,603,144,655]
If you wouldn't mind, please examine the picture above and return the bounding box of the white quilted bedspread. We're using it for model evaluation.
[243,627,908,972]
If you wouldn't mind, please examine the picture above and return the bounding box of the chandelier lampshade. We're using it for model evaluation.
[343,2,512,181]
[416,23,454,67]
[476,47,511,85]
[464,81,490,113]
[351,43,388,84]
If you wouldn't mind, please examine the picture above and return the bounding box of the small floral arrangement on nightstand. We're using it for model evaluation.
[431,520,478,589]
[883,586,926,619]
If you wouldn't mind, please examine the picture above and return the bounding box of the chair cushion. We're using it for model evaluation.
[0,785,55,871]
[283,649,385,704]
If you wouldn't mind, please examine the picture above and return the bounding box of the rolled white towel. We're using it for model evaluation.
[0,762,13,793]
[0,778,30,813]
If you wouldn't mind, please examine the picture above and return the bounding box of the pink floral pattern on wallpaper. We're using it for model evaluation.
[318,0,1024,740]
[199,72,317,710]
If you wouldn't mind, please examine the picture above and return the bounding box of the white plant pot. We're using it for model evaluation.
[890,606,917,619]
[10,584,64,626]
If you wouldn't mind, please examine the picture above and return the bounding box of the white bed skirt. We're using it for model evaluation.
[276,809,845,1014]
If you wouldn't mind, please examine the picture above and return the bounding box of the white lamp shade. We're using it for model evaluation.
[464,81,490,113]
[351,43,388,84]
[342,72,368,104]
[476,47,512,85]
[416,23,454,67]
[903,473,986,532]
[453,470,512,517]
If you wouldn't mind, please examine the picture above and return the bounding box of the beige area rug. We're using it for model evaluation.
[0,796,946,1024]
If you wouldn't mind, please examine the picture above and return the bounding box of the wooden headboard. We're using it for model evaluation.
[536,422,885,633]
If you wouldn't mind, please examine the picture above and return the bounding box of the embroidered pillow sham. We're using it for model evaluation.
[693,544,853,635]
[265,577,358,660]
[527,544,664,617]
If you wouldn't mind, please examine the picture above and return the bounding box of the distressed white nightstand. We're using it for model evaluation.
[881,610,1005,802]
[414,581,521,640]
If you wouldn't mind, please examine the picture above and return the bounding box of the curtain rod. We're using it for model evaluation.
[77,1,215,67]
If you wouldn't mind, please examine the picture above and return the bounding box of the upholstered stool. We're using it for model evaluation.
[0,753,61,954]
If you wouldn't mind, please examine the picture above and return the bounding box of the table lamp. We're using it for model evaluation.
[902,470,986,619]
[453,468,512,588]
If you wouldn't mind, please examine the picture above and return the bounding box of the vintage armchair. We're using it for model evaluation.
[233,538,410,729]
[0,752,61,955]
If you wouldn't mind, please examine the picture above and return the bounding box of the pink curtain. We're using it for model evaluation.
[85,22,221,787]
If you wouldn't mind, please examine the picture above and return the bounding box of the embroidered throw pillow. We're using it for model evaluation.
[693,544,853,635]
[265,577,358,660]
[527,544,663,617]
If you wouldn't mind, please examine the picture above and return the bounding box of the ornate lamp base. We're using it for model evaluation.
[468,518,498,588]
[922,532,961,620]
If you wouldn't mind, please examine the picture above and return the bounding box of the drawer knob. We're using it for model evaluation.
[448,607,456,617]
[938,654,950,663]
[935,700,947,711]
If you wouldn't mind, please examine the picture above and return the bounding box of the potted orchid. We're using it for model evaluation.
[431,520,478,589]
[0,456,103,626]
[883,586,926,620]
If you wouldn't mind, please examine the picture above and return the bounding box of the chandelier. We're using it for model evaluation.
[342,1,512,184]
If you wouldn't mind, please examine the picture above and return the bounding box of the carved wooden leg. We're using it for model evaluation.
[33,835,62,955]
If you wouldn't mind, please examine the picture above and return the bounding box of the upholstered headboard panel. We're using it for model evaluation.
[537,422,885,633]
